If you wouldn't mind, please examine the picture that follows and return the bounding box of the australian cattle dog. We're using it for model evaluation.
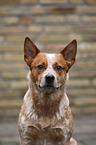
[18,37,77,145]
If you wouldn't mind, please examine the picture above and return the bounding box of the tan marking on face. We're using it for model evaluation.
[53,53,68,76]
[30,53,48,83]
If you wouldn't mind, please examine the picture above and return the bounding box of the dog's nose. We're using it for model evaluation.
[45,74,55,84]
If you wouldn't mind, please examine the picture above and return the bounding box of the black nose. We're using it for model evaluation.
[45,74,55,84]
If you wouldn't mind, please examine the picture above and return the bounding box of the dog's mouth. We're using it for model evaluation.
[38,84,60,91]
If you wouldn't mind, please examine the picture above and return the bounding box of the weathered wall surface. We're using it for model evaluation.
[0,0,96,121]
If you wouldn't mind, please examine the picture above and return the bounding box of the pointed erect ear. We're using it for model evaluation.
[60,39,77,70]
[24,37,40,66]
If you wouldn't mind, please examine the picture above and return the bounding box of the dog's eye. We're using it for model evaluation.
[56,65,62,71]
[37,65,44,70]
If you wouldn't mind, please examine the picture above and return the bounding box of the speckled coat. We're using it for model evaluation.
[18,37,77,145]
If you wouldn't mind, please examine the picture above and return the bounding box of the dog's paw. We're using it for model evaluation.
[70,138,77,145]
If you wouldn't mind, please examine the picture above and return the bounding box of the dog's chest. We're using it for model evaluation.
[19,106,73,145]
[23,119,72,145]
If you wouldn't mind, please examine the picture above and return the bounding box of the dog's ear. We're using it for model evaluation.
[60,39,77,70]
[24,37,40,67]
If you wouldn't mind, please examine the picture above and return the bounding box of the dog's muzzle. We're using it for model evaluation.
[44,74,55,90]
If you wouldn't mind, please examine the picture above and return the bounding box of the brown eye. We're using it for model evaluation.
[56,65,62,71]
[37,65,44,70]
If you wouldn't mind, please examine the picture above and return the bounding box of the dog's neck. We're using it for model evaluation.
[27,71,69,118]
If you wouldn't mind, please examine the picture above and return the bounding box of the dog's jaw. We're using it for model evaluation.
[26,70,69,119]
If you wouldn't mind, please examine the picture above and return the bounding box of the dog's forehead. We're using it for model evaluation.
[45,53,56,65]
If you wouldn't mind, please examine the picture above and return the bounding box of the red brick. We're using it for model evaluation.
[20,17,34,24]
[49,6,75,14]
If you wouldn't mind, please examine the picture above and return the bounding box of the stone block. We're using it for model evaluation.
[28,25,43,33]
[5,109,19,117]
[45,44,65,51]
[76,6,96,14]
[10,81,27,89]
[81,16,96,23]
[68,34,82,42]
[0,36,4,42]
[21,0,37,4]
[67,79,90,88]
[0,110,3,117]
[72,98,96,106]
[0,92,3,98]
[44,25,72,33]
[0,63,26,71]
[0,45,23,52]
[3,17,19,24]
[74,25,96,33]
[0,100,22,107]
[0,26,25,34]
[0,0,19,5]
[66,15,80,23]
[85,0,96,4]
[30,6,44,14]
[0,54,2,61]
[0,17,2,23]
[0,7,29,16]
[68,88,96,96]
[6,35,24,43]
[35,16,65,23]
[3,53,23,61]
[3,90,25,98]
[2,72,27,79]
[92,78,96,86]
[70,71,96,78]
[75,62,96,70]
[78,42,96,51]
[72,106,96,115]
[39,35,68,43]
[69,0,83,4]
[0,82,8,89]
[40,0,67,4]
[83,34,96,41]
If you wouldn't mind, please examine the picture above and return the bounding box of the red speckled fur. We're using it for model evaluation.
[18,37,77,145]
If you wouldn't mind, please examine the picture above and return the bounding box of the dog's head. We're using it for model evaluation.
[24,37,77,92]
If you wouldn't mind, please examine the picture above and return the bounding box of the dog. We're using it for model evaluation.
[18,37,77,145]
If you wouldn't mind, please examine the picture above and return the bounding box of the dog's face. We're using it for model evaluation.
[24,37,77,92]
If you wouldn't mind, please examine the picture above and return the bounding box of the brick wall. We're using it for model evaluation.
[0,0,96,121]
